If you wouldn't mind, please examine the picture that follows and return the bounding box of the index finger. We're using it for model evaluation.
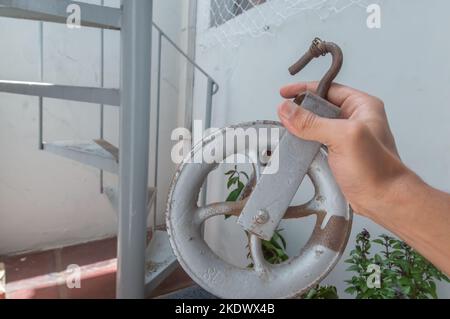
[280,81,367,107]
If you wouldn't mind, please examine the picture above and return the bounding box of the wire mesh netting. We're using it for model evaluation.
[200,0,373,47]
[210,0,268,27]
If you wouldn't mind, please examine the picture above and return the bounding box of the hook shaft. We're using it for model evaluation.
[289,38,343,99]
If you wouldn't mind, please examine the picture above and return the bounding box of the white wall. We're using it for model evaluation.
[195,0,450,298]
[0,0,190,255]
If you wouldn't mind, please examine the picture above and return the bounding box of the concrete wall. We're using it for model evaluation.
[195,0,450,298]
[0,0,190,254]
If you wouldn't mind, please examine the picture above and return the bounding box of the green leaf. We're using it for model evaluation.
[240,171,250,180]
[274,230,287,249]
[401,285,412,296]
[304,286,339,299]
[374,254,383,265]
[428,281,437,299]
[269,237,283,250]
[303,288,317,299]
[226,188,241,202]
[346,265,360,272]
[271,231,287,250]
[262,240,281,253]
[389,250,404,258]
[372,239,384,245]
[227,177,239,189]
[344,258,353,263]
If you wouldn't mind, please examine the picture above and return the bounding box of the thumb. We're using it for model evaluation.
[277,100,340,147]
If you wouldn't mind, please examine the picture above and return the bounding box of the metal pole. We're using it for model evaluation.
[38,21,44,150]
[201,78,215,206]
[153,31,162,227]
[204,78,214,130]
[99,0,105,194]
[117,0,153,299]
[183,0,197,132]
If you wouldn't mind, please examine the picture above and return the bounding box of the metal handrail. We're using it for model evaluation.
[152,22,219,92]
[150,22,219,221]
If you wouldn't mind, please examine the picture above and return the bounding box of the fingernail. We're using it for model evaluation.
[278,101,298,120]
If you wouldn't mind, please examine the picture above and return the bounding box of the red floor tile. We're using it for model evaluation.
[57,237,116,272]
[0,250,55,283]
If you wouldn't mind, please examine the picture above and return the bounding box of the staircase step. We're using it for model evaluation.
[0,0,121,30]
[43,139,118,174]
[0,80,120,106]
[145,230,178,295]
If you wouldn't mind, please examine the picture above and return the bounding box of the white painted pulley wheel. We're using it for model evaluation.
[166,121,352,299]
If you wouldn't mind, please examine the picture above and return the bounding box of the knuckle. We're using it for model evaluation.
[371,96,385,110]
[296,111,318,132]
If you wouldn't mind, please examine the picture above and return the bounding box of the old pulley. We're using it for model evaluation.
[166,38,352,299]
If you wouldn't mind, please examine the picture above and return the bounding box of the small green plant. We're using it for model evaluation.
[345,229,449,299]
[225,165,289,264]
[303,285,339,299]
[225,166,249,202]
[260,229,289,264]
[245,229,289,267]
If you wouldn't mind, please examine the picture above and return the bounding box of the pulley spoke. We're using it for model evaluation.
[195,198,321,226]
[249,235,270,275]
[195,199,247,225]
[283,199,324,219]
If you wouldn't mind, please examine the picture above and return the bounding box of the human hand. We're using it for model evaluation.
[277,81,414,219]
[277,81,450,275]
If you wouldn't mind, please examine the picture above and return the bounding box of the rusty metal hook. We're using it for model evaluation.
[289,38,343,101]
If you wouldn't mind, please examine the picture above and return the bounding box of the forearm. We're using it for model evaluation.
[371,172,450,276]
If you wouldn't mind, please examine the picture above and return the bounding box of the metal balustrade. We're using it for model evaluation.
[0,0,218,299]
